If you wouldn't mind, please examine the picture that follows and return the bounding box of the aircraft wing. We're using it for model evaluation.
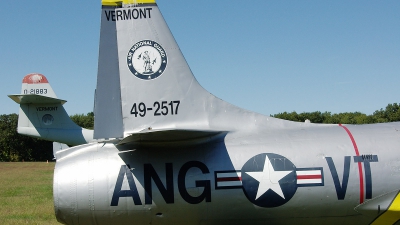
[355,190,400,225]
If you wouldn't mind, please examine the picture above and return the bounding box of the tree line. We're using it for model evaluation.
[272,103,400,124]
[0,104,399,162]
[0,112,94,162]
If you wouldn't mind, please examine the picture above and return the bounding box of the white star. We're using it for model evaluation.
[246,155,292,200]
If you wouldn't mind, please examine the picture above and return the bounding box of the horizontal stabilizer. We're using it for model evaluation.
[8,94,66,105]
[118,129,226,147]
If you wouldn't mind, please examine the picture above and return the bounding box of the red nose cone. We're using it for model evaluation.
[22,73,49,84]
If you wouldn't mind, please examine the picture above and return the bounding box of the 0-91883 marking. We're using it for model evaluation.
[24,89,48,95]
[130,101,180,117]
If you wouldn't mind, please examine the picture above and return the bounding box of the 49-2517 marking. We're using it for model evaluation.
[130,100,180,117]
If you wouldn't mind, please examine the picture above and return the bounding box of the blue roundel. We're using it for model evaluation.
[241,153,297,207]
[127,40,167,80]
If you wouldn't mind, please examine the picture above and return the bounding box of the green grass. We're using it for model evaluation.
[0,162,61,225]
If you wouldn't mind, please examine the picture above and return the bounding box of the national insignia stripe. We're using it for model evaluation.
[217,177,242,182]
[297,175,322,179]
[215,171,242,189]
[296,168,324,186]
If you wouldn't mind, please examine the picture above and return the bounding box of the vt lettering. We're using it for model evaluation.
[326,156,351,200]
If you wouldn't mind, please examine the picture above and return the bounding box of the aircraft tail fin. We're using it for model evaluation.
[8,73,93,146]
[94,0,272,141]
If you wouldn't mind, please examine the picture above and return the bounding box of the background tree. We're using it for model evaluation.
[272,103,400,124]
[0,114,52,162]
[0,112,94,162]
[372,103,400,123]
[70,112,94,129]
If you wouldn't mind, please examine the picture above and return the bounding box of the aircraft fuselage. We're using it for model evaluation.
[54,122,400,225]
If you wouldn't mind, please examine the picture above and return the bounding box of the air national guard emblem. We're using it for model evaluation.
[127,40,168,80]
[42,114,54,125]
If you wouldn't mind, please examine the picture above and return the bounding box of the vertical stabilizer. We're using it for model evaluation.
[114,1,218,135]
[93,2,124,139]
[21,73,58,98]
[94,0,269,140]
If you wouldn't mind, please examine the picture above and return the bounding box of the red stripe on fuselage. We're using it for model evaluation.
[217,177,242,182]
[297,175,322,180]
[339,124,364,204]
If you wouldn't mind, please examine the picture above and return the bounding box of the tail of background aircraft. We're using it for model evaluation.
[8,73,93,146]
[94,0,283,145]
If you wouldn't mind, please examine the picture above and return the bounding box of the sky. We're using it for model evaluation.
[1,1,399,117]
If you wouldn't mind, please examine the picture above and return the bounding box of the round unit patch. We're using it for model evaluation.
[42,114,54,125]
[127,40,167,80]
[241,153,297,208]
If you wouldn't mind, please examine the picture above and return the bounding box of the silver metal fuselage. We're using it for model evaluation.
[54,121,400,225]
